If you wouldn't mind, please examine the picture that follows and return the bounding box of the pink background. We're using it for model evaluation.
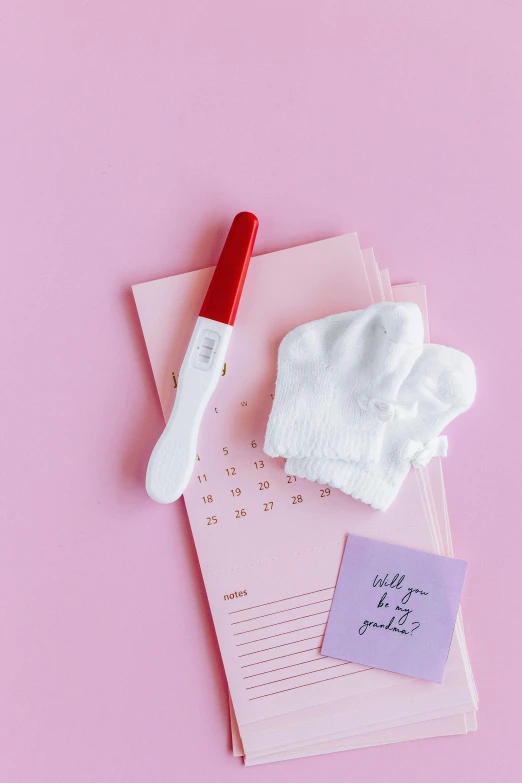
[1,1,520,780]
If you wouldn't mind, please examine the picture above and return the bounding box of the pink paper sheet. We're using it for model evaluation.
[133,236,476,763]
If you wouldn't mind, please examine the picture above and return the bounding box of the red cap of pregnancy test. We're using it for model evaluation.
[199,211,259,326]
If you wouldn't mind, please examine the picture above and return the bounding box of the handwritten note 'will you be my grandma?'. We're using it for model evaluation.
[321,535,467,683]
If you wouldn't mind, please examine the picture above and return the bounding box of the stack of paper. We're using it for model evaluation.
[133,234,477,765]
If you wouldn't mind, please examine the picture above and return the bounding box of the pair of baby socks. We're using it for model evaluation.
[264,303,476,510]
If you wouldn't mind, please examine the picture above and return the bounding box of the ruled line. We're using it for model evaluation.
[243,657,322,679]
[248,667,373,700]
[228,587,336,615]
[246,661,350,689]
[237,635,323,657]
[232,610,329,636]
[240,646,321,668]
[230,598,332,625]
[235,622,326,647]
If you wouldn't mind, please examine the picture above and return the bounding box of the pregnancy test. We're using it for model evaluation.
[146,211,259,503]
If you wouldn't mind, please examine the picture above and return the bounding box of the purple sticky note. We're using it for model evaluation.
[321,535,467,683]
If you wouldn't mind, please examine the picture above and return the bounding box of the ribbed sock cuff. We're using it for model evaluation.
[265,406,387,463]
[285,456,407,511]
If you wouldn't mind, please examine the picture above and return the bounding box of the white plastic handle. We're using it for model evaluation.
[146,317,233,503]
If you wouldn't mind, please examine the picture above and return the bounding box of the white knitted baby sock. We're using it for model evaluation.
[264,302,424,464]
[286,344,476,510]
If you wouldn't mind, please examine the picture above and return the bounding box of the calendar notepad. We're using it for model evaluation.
[133,234,477,764]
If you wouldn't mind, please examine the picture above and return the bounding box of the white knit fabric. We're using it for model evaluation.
[264,303,424,464]
[286,344,476,511]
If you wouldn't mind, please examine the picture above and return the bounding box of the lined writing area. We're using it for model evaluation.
[228,587,371,700]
